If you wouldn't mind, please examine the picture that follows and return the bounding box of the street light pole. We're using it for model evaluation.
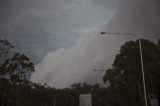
[100,32,148,106]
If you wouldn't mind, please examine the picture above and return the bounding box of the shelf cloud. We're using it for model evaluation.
[31,0,160,88]
[31,32,130,88]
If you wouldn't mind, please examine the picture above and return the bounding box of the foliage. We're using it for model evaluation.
[103,39,160,106]
[0,39,35,106]
[0,39,13,58]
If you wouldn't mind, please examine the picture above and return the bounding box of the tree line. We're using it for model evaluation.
[0,39,160,106]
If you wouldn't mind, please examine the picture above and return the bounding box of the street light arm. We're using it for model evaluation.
[105,32,139,38]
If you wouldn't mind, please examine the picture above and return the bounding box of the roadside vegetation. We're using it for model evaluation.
[0,39,160,106]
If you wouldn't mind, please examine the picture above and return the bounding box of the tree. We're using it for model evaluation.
[0,39,13,58]
[0,39,35,106]
[103,39,160,106]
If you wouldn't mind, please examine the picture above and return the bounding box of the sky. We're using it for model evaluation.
[0,0,116,63]
[0,0,160,88]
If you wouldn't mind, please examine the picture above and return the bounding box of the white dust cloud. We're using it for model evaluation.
[31,32,131,88]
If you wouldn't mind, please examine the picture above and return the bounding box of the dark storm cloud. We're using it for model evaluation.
[90,0,122,11]
[0,0,114,63]
[105,0,160,40]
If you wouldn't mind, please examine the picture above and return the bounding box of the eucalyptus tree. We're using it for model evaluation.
[0,39,35,106]
[103,39,160,106]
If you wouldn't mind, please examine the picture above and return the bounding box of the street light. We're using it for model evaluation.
[97,32,148,106]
